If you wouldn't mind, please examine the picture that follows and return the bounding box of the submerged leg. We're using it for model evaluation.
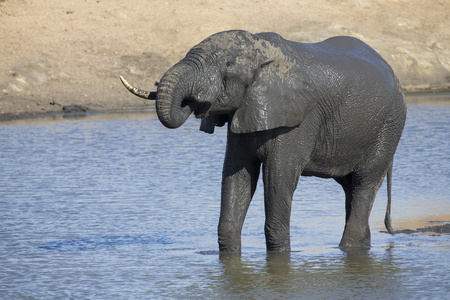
[218,137,261,252]
[338,172,386,249]
[262,158,302,252]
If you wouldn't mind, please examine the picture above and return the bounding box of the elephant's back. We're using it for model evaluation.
[318,36,368,50]
[311,36,394,79]
[298,36,400,102]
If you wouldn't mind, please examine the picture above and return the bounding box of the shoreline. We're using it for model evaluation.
[1,92,448,124]
[0,105,155,123]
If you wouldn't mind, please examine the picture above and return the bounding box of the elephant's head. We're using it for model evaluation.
[121,30,316,134]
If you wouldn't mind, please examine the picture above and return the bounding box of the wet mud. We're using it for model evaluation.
[392,222,450,235]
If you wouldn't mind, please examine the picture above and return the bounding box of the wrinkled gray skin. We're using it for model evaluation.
[121,30,406,252]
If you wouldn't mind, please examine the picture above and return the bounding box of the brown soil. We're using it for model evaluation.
[1,0,449,120]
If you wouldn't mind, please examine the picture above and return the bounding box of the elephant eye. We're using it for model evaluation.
[226,60,234,68]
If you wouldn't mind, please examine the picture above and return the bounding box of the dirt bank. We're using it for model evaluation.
[1,0,449,120]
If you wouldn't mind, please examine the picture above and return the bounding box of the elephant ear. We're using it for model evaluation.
[200,115,228,134]
[230,52,317,134]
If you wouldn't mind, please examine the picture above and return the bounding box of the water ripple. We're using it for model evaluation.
[38,235,173,252]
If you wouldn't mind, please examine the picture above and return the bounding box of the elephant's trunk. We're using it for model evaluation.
[156,61,197,129]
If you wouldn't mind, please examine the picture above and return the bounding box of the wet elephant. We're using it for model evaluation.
[120,30,406,252]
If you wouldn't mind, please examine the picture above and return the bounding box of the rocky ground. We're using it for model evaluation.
[393,223,450,235]
[1,0,449,120]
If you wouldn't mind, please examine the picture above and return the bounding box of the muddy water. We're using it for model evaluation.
[0,95,449,299]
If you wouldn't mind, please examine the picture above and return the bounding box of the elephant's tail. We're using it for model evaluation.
[384,161,394,235]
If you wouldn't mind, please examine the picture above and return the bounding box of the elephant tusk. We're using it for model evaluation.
[119,76,157,100]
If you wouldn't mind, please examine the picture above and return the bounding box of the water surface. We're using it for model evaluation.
[0,95,449,299]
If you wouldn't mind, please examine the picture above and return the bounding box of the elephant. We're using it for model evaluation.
[120,30,407,252]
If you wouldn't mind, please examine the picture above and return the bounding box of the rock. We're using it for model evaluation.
[62,105,90,113]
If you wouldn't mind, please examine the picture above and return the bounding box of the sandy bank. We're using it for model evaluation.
[1,0,449,120]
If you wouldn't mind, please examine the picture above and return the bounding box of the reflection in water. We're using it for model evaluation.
[0,95,448,299]
[216,249,404,299]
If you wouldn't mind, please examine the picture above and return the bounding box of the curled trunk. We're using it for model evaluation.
[156,61,196,129]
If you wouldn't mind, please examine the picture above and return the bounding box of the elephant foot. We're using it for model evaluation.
[218,244,241,253]
[340,220,371,250]
[267,246,291,253]
[266,237,291,252]
[339,236,371,250]
[218,223,242,253]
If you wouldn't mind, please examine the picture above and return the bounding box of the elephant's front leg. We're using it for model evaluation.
[262,157,302,252]
[218,143,261,252]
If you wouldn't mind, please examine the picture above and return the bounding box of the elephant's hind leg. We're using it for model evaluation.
[338,104,405,249]
[337,172,386,249]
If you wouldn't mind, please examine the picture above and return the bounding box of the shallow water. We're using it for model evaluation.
[0,95,449,299]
